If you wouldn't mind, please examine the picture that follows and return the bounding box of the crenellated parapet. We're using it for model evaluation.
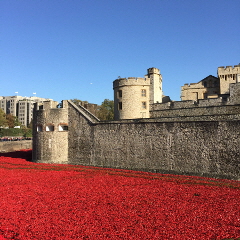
[113,77,150,88]
[218,64,240,94]
[147,67,161,76]
[218,64,240,72]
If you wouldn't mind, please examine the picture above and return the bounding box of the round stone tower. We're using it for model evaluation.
[32,100,69,163]
[113,67,162,120]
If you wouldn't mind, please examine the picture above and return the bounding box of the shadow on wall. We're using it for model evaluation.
[0,150,32,161]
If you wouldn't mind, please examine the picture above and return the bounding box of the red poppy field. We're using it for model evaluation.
[0,150,239,240]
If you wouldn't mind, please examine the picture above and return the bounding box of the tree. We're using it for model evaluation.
[96,99,114,121]
[14,116,22,127]
[6,114,21,128]
[23,127,32,138]
[27,120,33,129]
[70,98,114,121]
[71,99,88,106]
[0,108,7,127]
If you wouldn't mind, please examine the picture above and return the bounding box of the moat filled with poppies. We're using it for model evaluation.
[0,150,239,239]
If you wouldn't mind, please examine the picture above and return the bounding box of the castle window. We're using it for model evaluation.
[225,75,227,80]
[37,125,43,132]
[118,90,122,98]
[142,101,147,109]
[141,89,146,97]
[59,124,68,131]
[46,125,54,132]
[233,74,235,80]
[118,102,122,110]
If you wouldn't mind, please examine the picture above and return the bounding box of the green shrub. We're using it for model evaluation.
[0,128,32,137]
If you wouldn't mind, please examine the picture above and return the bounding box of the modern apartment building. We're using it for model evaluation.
[0,96,54,127]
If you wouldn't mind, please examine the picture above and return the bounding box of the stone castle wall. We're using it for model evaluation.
[33,97,240,179]
[32,83,240,180]
[0,140,32,153]
[151,83,240,121]
[66,106,240,180]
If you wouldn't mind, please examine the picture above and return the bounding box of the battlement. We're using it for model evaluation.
[218,64,240,73]
[152,82,240,116]
[113,77,150,88]
[151,97,226,112]
[182,82,199,89]
[34,100,60,111]
[147,67,160,75]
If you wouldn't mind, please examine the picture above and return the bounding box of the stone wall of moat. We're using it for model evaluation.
[66,103,240,180]
[32,86,240,180]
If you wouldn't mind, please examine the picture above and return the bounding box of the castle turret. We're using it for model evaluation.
[113,67,163,120]
[147,67,163,104]
[218,64,240,94]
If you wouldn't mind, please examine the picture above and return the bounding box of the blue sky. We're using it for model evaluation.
[1,0,240,104]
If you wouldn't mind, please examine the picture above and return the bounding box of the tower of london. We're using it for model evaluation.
[32,64,240,180]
